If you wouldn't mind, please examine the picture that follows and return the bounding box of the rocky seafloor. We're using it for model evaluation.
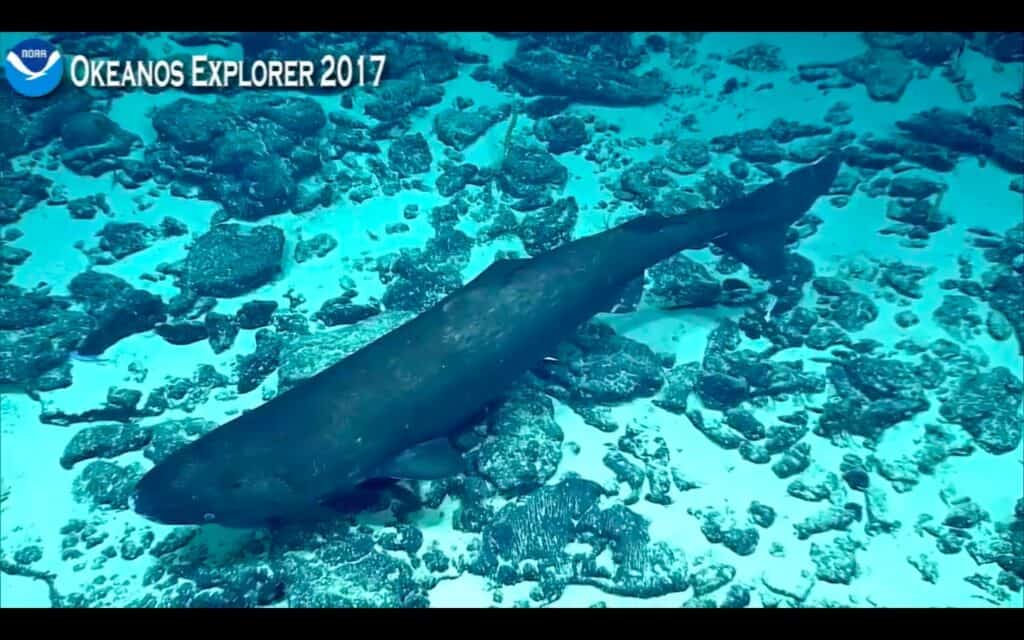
[1,31,1022,608]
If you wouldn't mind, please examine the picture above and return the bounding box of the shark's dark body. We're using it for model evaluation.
[133,154,841,528]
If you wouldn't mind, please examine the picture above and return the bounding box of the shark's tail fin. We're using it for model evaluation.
[712,153,842,282]
[599,153,842,315]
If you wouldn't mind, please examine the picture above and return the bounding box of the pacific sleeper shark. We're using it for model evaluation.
[132,153,843,528]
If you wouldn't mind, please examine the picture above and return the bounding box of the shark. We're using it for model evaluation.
[132,153,842,528]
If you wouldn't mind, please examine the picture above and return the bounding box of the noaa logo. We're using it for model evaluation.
[5,37,64,98]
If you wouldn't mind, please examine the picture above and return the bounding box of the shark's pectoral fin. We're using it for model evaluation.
[600,273,645,314]
[375,437,464,481]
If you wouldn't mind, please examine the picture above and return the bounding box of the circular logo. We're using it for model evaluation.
[4,37,64,98]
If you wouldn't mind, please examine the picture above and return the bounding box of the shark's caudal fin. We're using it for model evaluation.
[711,153,842,281]
[601,153,842,314]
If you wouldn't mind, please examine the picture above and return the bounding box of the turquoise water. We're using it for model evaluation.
[0,31,1022,608]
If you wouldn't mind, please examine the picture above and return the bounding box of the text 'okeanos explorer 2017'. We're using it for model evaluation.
[69,54,388,90]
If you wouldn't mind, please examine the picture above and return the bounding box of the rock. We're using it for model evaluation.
[236,300,278,329]
[795,506,857,540]
[71,460,143,510]
[363,75,444,125]
[535,320,664,406]
[987,309,1013,341]
[696,372,749,410]
[908,554,939,583]
[665,138,710,174]
[60,424,152,469]
[204,312,238,354]
[499,144,568,200]
[434,105,510,150]
[144,418,217,464]
[236,330,282,394]
[68,271,166,356]
[294,233,337,263]
[749,501,776,528]
[652,361,700,415]
[726,43,785,71]
[840,48,915,102]
[155,322,207,345]
[933,294,982,341]
[811,537,860,585]
[518,197,579,256]
[60,112,140,176]
[645,255,721,308]
[940,367,1023,455]
[772,442,812,479]
[96,222,159,260]
[473,386,563,495]
[504,49,667,106]
[889,176,945,199]
[472,478,689,599]
[761,562,815,603]
[381,253,463,313]
[388,133,433,176]
[832,291,879,332]
[184,224,285,297]
[314,300,380,327]
[534,114,589,154]
[280,540,423,606]
[690,563,736,597]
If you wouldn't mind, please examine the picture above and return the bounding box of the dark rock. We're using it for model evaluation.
[749,501,776,528]
[737,129,785,164]
[831,291,879,332]
[499,144,568,199]
[535,320,664,406]
[652,362,700,415]
[726,43,785,71]
[60,423,152,469]
[665,138,710,173]
[518,197,578,256]
[473,385,563,495]
[96,222,158,260]
[155,322,207,345]
[144,418,217,464]
[690,563,736,597]
[940,367,1023,455]
[236,300,278,329]
[696,372,749,411]
[795,506,856,540]
[645,255,721,308]
[68,271,166,356]
[278,313,413,389]
[889,176,945,199]
[184,224,284,297]
[236,329,282,394]
[60,112,140,176]
[772,442,812,479]
[388,133,433,176]
[811,537,859,585]
[473,478,688,599]
[724,409,766,441]
[294,233,337,263]
[72,461,143,510]
[840,48,915,102]
[434,105,510,151]
[504,49,667,106]
[204,312,238,354]
[535,114,589,154]
[314,299,380,327]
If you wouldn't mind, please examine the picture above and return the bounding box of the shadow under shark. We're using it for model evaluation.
[132,153,843,528]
